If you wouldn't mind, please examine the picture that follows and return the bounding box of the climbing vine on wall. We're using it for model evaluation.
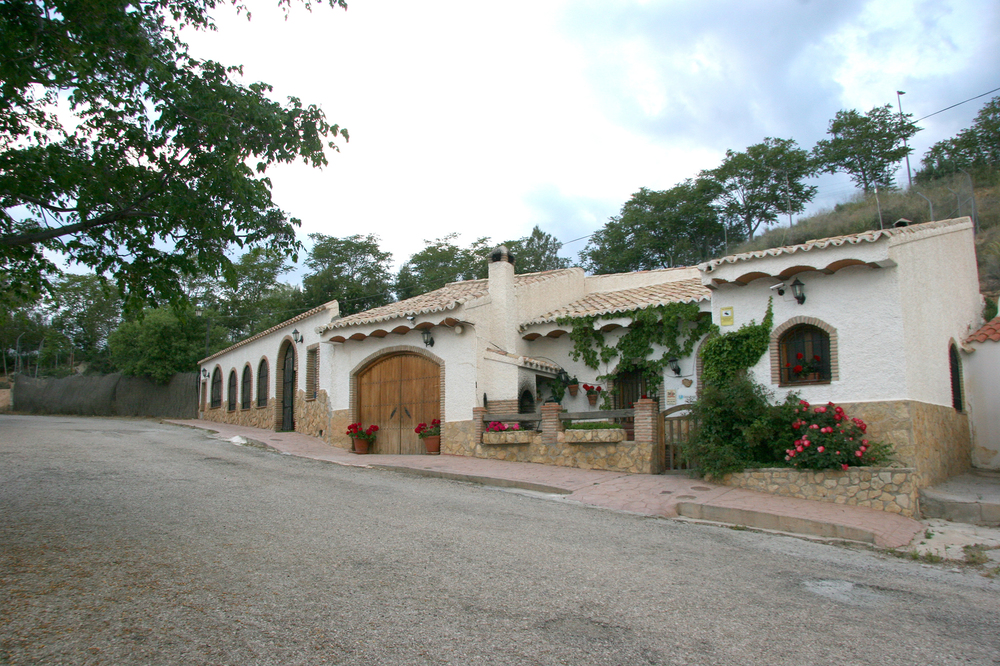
[699,298,774,387]
[556,302,713,390]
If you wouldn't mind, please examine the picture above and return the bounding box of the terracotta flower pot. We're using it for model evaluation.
[567,384,579,397]
[353,438,370,454]
[423,435,441,454]
[587,393,598,406]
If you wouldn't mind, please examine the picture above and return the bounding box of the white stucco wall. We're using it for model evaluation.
[710,265,907,405]
[701,219,981,409]
[326,325,478,422]
[891,221,981,407]
[198,305,339,410]
[966,342,1000,470]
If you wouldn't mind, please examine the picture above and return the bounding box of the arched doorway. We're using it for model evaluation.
[280,343,296,431]
[357,352,440,454]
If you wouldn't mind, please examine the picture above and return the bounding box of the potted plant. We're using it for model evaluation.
[566,376,580,397]
[583,384,603,406]
[346,422,379,454]
[414,418,442,454]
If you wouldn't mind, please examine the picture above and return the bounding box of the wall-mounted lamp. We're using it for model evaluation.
[557,369,570,385]
[421,329,435,348]
[790,278,806,305]
[292,329,302,344]
[667,358,681,376]
[201,368,210,380]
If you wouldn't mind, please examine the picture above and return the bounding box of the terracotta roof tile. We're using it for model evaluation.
[200,300,338,364]
[699,218,970,272]
[320,269,576,332]
[322,280,489,330]
[523,278,710,327]
[966,316,1000,344]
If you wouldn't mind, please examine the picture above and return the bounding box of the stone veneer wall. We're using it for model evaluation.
[328,408,353,450]
[202,390,334,443]
[722,467,918,517]
[202,398,275,430]
[296,390,330,441]
[841,399,970,487]
[0,389,10,412]
[455,400,661,473]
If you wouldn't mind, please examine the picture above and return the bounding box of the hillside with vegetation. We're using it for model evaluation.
[734,172,1000,302]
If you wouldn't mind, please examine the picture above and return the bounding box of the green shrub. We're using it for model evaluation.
[564,421,623,430]
[682,375,798,478]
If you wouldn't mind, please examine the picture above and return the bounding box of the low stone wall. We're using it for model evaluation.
[460,401,661,473]
[563,429,626,444]
[0,388,10,412]
[722,466,919,517]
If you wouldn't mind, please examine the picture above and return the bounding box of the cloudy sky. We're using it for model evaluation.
[184,0,1000,272]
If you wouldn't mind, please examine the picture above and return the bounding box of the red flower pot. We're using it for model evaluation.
[587,393,598,406]
[567,384,579,397]
[353,438,370,454]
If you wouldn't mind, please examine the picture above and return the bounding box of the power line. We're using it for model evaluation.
[915,85,1000,122]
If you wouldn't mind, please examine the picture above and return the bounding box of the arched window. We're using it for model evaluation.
[227,370,237,411]
[949,344,964,412]
[257,359,269,407]
[241,365,252,410]
[778,325,831,385]
[211,368,222,409]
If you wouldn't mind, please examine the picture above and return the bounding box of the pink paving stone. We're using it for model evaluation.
[166,419,923,549]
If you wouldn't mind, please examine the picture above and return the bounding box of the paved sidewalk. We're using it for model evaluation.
[165,419,924,549]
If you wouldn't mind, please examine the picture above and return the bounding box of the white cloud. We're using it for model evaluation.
[179,0,1000,272]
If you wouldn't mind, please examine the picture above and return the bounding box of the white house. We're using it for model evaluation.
[698,216,982,486]
[964,316,1000,470]
[199,216,985,484]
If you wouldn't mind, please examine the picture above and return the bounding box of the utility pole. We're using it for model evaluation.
[896,91,913,189]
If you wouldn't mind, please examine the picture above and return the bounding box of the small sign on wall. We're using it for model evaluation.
[720,307,735,326]
[665,389,677,405]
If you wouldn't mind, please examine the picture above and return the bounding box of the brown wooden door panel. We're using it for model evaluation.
[357,353,439,455]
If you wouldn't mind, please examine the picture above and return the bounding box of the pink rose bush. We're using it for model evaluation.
[784,401,891,470]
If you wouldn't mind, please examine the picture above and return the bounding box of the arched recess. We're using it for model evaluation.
[275,338,297,431]
[241,364,253,410]
[210,366,223,409]
[770,317,839,385]
[352,346,443,455]
[949,340,964,412]
[257,357,270,408]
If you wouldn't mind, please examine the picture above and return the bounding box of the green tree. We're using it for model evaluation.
[108,308,224,383]
[300,233,394,316]
[503,226,571,273]
[0,0,349,311]
[917,96,1000,182]
[45,273,123,371]
[705,137,817,240]
[581,179,728,274]
[813,104,920,193]
[395,234,492,300]
[214,248,294,340]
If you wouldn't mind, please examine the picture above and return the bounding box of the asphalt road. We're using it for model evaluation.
[1,415,998,665]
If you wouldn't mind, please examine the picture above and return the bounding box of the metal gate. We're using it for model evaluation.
[660,405,695,471]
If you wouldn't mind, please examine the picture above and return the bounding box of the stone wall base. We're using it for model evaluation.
[841,399,970,487]
[723,466,918,517]
[202,398,275,430]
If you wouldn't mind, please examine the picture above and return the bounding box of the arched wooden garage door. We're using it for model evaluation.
[357,353,440,455]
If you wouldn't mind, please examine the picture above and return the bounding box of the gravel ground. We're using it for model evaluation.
[1,415,999,665]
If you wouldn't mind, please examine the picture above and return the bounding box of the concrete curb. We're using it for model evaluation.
[676,502,876,544]
[369,464,571,495]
